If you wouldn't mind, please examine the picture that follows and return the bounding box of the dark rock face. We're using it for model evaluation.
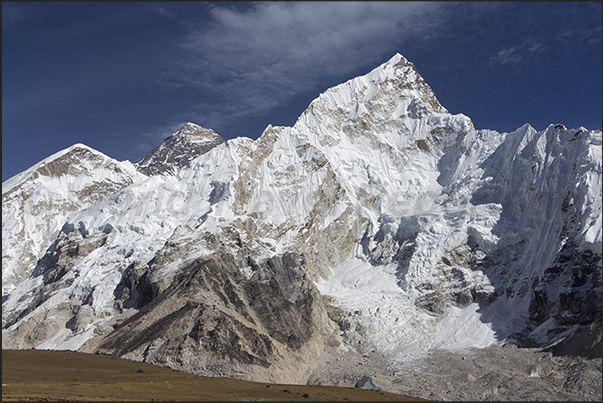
[527,241,602,358]
[98,247,325,376]
[134,123,225,176]
[545,320,602,359]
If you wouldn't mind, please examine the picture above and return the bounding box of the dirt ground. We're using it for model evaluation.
[2,349,425,401]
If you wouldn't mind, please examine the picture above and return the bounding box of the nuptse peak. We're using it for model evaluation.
[2,53,601,392]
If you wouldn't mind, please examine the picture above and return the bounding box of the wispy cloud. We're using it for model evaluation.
[153,6,178,19]
[491,47,522,67]
[488,2,601,68]
[162,1,451,132]
[554,24,602,46]
[131,121,187,160]
[491,40,545,67]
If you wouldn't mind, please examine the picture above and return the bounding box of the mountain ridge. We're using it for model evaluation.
[2,53,601,400]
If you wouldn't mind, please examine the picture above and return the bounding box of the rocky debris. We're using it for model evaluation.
[355,376,381,391]
[309,343,602,401]
[307,347,394,389]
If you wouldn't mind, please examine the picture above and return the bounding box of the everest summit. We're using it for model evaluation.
[134,122,225,176]
[2,53,601,400]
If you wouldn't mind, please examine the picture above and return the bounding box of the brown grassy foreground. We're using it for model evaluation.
[2,349,426,401]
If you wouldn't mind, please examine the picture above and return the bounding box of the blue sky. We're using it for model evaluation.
[2,1,602,181]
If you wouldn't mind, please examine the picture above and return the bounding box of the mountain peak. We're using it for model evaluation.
[175,122,219,139]
[180,121,203,131]
[134,123,225,176]
[294,53,471,145]
[386,52,408,66]
[2,143,113,193]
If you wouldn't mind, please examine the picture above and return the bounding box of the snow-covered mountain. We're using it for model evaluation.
[2,53,601,390]
[2,144,144,296]
[134,122,224,176]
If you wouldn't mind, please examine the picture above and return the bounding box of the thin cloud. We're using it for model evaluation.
[163,1,451,132]
[526,41,544,53]
[555,24,602,45]
[488,2,601,67]
[131,121,188,160]
[490,40,545,67]
[153,6,178,19]
[491,47,522,67]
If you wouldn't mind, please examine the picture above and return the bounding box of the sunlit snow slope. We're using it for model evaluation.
[2,144,145,297]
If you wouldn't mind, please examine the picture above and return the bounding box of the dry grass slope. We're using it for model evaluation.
[2,349,426,401]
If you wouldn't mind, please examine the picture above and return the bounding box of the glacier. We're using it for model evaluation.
[2,53,601,397]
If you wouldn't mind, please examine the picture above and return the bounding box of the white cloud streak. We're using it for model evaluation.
[490,38,548,67]
[164,1,450,132]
